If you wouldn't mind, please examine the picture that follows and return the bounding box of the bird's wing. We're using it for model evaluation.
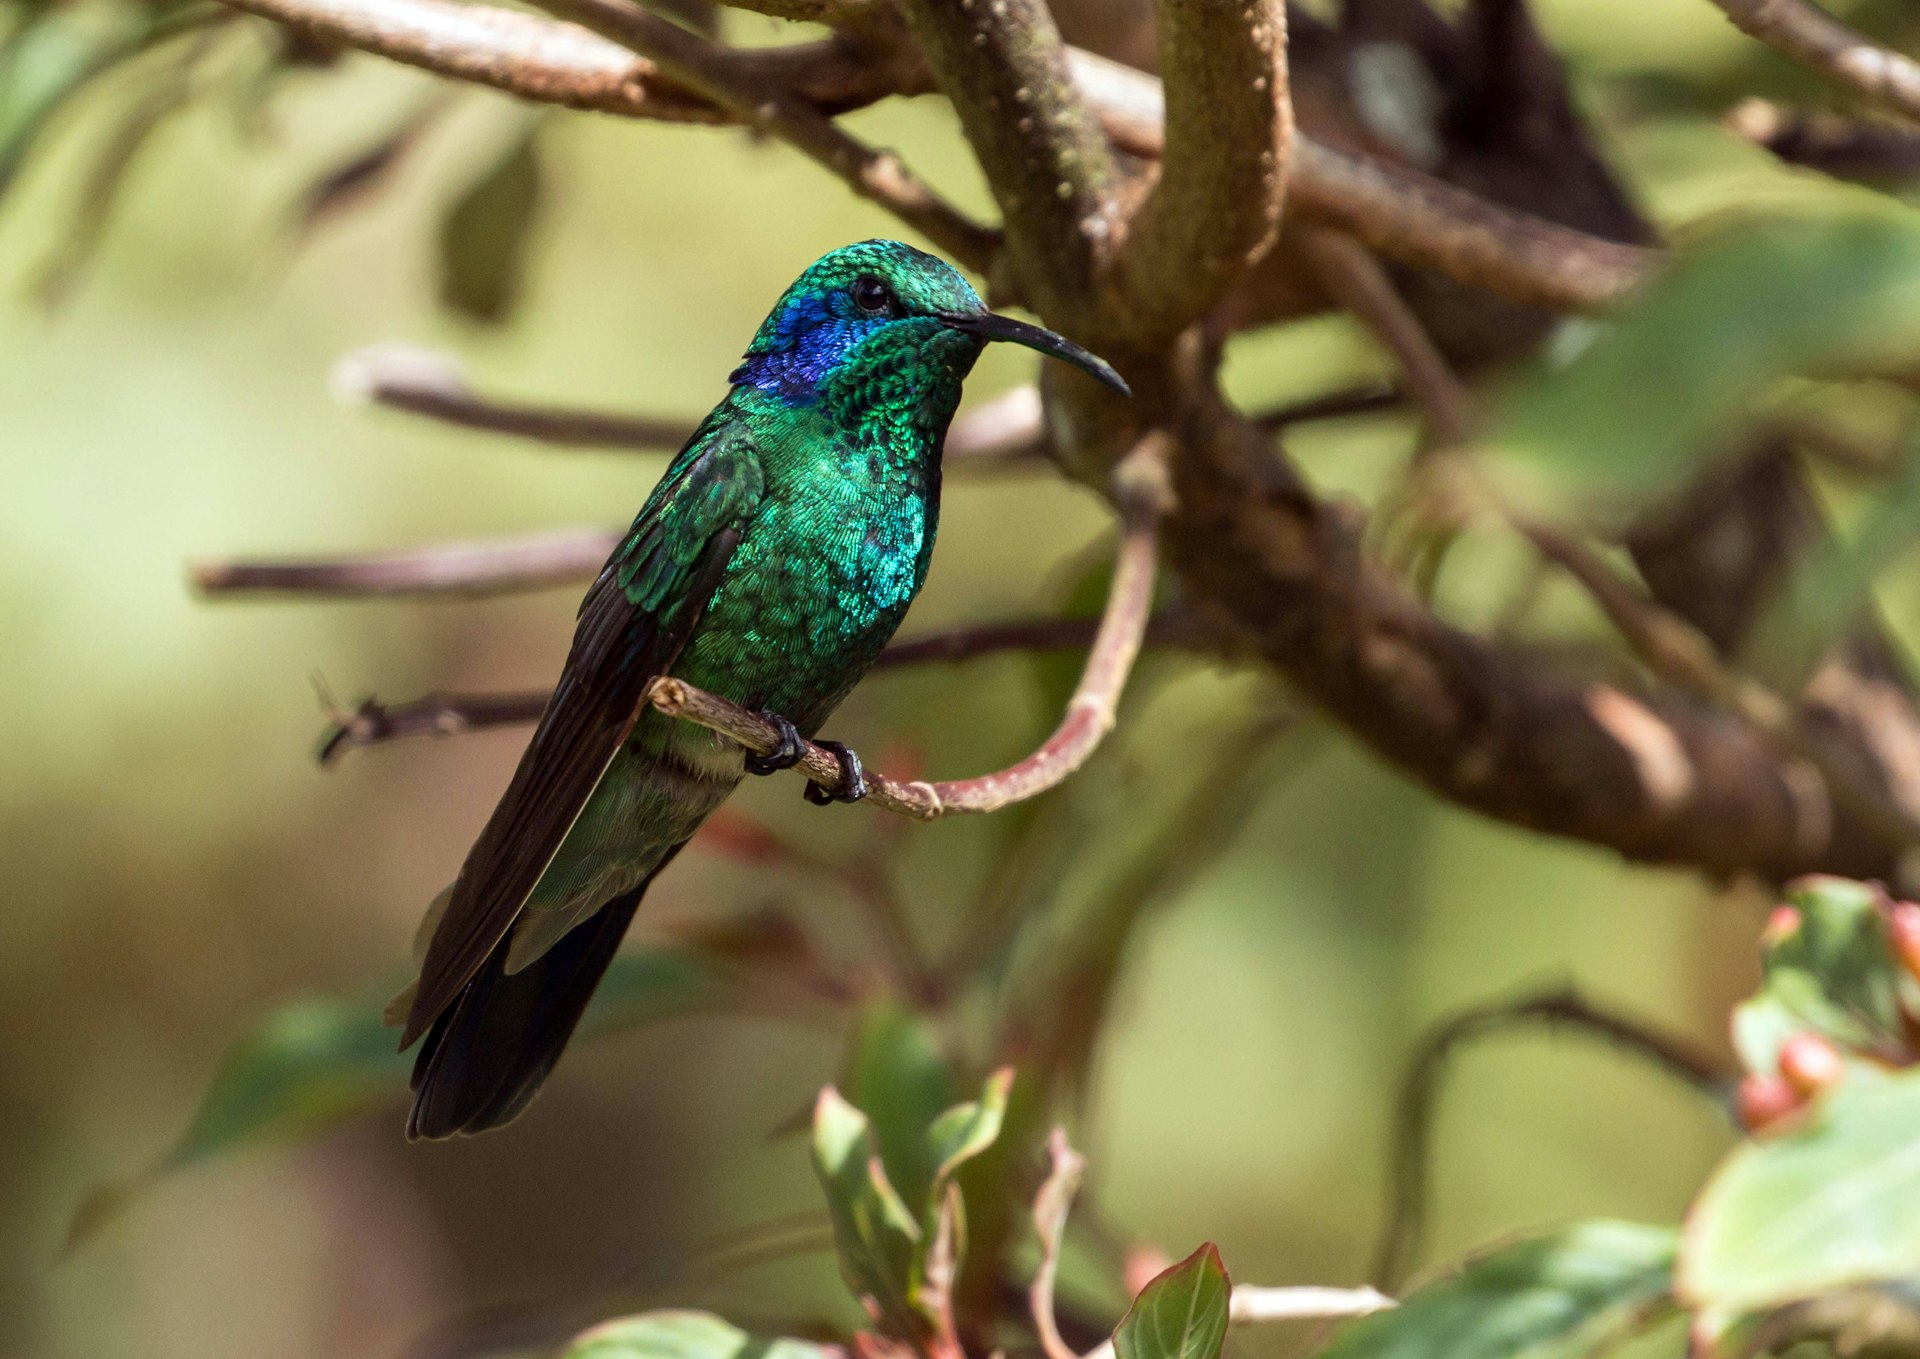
[399,419,765,1048]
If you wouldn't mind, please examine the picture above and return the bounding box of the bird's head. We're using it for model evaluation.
[730,240,1127,418]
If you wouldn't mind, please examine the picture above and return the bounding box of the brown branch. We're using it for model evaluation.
[1305,225,1920,866]
[191,527,621,599]
[893,0,1118,325]
[334,342,1047,465]
[332,343,695,449]
[1295,226,1471,446]
[1064,48,1653,315]
[650,434,1171,818]
[315,610,1204,764]
[1112,0,1292,345]
[1709,0,1920,127]
[216,0,721,120]
[528,0,996,269]
[1725,98,1920,182]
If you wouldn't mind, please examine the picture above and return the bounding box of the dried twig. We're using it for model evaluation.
[530,0,996,269]
[1725,98,1920,182]
[192,528,620,599]
[1030,1128,1087,1359]
[332,343,695,449]
[1709,0,1920,127]
[650,433,1172,818]
[315,610,1206,764]
[1372,989,1733,1289]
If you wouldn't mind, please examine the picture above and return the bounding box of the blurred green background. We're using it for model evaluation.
[2,2,1868,1355]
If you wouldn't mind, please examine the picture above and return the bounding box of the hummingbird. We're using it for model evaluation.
[392,239,1128,1138]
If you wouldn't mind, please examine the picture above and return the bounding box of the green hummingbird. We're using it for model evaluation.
[392,240,1127,1138]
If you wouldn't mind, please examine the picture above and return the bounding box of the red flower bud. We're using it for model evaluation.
[1736,1073,1802,1133]
[1779,1032,1846,1099]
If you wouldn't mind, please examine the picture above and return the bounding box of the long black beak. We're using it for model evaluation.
[944,311,1130,397]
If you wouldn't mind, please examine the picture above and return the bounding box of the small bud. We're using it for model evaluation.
[1123,1245,1172,1298]
[1762,906,1801,947]
[1887,901,1920,986]
[1778,1033,1846,1099]
[1736,1073,1803,1133]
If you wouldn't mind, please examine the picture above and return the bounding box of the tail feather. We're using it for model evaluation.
[405,881,647,1141]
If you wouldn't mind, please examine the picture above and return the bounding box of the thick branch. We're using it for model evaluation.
[532,0,995,269]
[1709,0,1920,127]
[191,528,620,599]
[651,435,1170,818]
[893,0,1118,323]
[1065,48,1653,315]
[1112,0,1291,344]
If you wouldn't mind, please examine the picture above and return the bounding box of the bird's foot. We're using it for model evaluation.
[744,711,804,776]
[804,741,867,805]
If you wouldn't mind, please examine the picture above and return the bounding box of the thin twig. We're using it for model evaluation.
[650,433,1173,819]
[1296,226,1472,447]
[1371,989,1733,1290]
[334,343,1049,465]
[314,611,1206,764]
[332,343,695,449]
[1724,98,1920,183]
[1709,0,1920,127]
[1030,1128,1087,1359]
[192,528,620,599]
[530,0,997,269]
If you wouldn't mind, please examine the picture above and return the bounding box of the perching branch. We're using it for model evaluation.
[1111,0,1291,345]
[1372,989,1733,1289]
[191,527,620,599]
[314,611,1207,764]
[1707,0,1920,127]
[650,433,1171,819]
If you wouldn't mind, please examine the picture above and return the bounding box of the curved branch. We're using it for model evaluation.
[1371,989,1733,1288]
[1065,48,1654,315]
[1709,0,1920,127]
[1112,0,1292,344]
[650,434,1171,818]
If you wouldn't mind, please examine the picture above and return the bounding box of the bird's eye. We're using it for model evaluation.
[851,275,895,316]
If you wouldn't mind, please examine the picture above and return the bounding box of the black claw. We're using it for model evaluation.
[804,741,867,805]
[745,711,804,776]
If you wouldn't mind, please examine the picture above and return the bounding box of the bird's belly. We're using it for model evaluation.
[672,490,932,733]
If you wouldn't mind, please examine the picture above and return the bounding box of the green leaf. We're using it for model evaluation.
[1112,1243,1232,1359]
[843,1001,959,1207]
[65,950,715,1250]
[1490,212,1920,506]
[561,1310,840,1359]
[1319,1223,1677,1359]
[810,1086,923,1336]
[1732,876,1908,1072]
[1680,1067,1920,1316]
[924,1066,1013,1208]
[438,119,545,323]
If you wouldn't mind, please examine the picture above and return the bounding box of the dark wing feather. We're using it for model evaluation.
[399,420,764,1048]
